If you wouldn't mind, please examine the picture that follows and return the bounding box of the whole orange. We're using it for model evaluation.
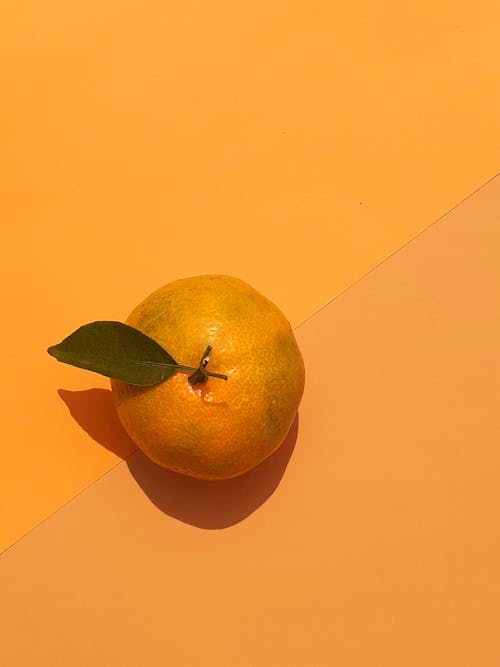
[110,274,305,479]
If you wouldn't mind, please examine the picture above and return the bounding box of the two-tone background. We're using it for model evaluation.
[1,1,499,664]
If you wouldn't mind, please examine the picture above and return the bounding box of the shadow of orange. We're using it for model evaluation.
[58,388,299,529]
[58,388,136,459]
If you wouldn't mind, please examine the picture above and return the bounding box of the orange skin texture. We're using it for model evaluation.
[110,275,305,479]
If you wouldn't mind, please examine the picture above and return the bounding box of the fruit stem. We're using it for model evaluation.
[188,345,213,385]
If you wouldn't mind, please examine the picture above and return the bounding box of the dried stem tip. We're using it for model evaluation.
[188,345,213,385]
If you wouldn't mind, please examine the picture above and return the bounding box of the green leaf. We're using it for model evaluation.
[47,321,178,386]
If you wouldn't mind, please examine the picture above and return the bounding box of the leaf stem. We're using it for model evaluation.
[133,359,228,381]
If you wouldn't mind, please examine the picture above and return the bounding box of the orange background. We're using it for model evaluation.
[2,176,500,666]
[1,0,500,664]
[1,0,500,553]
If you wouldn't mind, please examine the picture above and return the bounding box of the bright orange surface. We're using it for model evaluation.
[1,177,499,666]
[1,0,500,550]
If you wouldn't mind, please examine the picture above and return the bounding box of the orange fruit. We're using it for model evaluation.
[110,274,305,479]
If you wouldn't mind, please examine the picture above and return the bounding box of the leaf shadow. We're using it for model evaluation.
[58,388,136,459]
[58,388,298,529]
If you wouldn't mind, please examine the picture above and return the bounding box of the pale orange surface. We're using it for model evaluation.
[1,176,499,666]
[1,0,500,550]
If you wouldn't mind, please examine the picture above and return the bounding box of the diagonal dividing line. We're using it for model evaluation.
[294,171,500,332]
[2,171,499,557]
